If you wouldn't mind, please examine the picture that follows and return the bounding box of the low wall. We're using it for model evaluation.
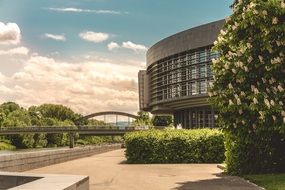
[0,172,89,190]
[0,144,121,172]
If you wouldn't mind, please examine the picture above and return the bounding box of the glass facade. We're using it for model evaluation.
[138,20,225,128]
[147,47,218,104]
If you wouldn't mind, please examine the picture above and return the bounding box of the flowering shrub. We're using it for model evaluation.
[209,0,285,174]
[124,129,225,164]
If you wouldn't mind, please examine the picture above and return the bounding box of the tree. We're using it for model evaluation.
[133,111,152,127]
[35,104,78,122]
[2,109,35,148]
[0,102,20,116]
[209,0,285,174]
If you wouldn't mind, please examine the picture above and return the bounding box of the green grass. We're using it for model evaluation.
[0,141,15,150]
[245,173,285,190]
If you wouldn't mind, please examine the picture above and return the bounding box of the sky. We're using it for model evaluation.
[0,0,233,115]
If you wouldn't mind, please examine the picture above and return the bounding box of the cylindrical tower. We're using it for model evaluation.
[138,19,224,128]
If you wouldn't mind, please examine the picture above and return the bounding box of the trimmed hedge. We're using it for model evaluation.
[124,128,225,163]
[225,131,285,175]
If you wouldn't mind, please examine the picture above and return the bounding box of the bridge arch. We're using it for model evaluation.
[75,111,138,125]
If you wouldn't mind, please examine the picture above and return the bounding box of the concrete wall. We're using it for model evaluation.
[0,172,89,190]
[0,144,121,172]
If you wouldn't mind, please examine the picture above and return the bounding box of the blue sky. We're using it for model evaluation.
[0,0,232,114]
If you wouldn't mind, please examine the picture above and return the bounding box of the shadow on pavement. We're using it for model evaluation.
[175,174,262,190]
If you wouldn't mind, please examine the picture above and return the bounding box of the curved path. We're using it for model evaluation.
[28,149,262,190]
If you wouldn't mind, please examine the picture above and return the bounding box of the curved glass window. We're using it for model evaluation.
[147,46,218,103]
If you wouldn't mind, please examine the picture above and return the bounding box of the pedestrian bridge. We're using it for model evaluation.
[0,126,142,148]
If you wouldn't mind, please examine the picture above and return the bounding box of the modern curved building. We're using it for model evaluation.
[138,19,224,128]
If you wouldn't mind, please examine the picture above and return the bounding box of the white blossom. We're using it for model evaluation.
[229,99,234,105]
[228,83,233,89]
[258,55,264,63]
[241,91,246,96]
[253,97,258,104]
[281,110,285,117]
[271,57,282,64]
[239,109,243,115]
[247,56,253,63]
[270,100,275,106]
[237,98,241,105]
[272,115,277,121]
[262,10,267,16]
[282,1,285,9]
[232,68,237,74]
[246,43,252,49]
[253,88,259,95]
[259,111,265,121]
[249,2,256,8]
[279,101,284,106]
[283,117,285,124]
[262,78,266,83]
[278,85,284,92]
[264,99,271,108]
[272,17,278,24]
[220,30,227,36]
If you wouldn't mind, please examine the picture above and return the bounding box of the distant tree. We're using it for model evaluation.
[0,102,20,115]
[35,104,78,122]
[133,111,152,127]
[2,109,34,148]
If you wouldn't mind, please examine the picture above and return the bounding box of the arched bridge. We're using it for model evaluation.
[79,111,138,120]
[75,111,138,126]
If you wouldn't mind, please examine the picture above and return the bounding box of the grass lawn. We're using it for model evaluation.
[245,173,285,190]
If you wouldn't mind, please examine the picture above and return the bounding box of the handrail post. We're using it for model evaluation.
[69,132,75,148]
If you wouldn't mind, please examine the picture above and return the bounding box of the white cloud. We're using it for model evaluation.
[1,55,140,114]
[122,41,147,52]
[108,41,120,51]
[79,31,109,43]
[0,22,21,45]
[44,33,66,41]
[0,46,29,56]
[47,7,123,15]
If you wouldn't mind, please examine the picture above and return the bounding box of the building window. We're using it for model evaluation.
[191,66,196,79]
[199,80,206,94]
[191,82,197,95]
[199,65,206,78]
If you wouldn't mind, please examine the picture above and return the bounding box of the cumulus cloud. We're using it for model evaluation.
[44,33,66,41]
[107,41,147,53]
[107,41,120,51]
[122,41,147,52]
[47,7,124,15]
[79,31,109,43]
[1,55,140,114]
[0,46,29,56]
[0,22,21,45]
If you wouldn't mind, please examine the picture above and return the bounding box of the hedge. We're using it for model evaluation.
[225,130,285,175]
[124,128,225,164]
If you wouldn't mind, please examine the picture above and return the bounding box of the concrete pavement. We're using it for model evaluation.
[27,149,263,190]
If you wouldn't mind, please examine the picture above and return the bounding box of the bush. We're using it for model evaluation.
[225,130,285,175]
[124,128,225,164]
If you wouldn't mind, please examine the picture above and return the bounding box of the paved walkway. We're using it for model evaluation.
[28,149,262,190]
